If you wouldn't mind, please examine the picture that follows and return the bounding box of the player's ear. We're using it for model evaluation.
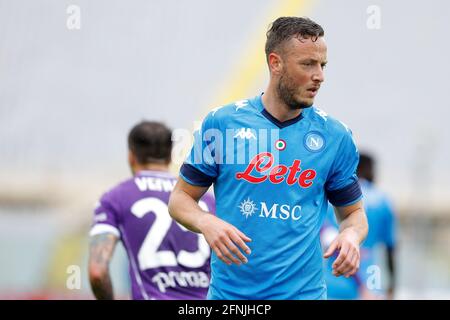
[268,52,283,75]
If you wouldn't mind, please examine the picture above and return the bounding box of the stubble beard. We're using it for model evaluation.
[277,72,314,110]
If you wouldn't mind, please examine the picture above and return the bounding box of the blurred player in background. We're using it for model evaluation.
[169,17,368,299]
[88,121,215,300]
[358,152,397,299]
[321,215,372,299]
[321,152,397,299]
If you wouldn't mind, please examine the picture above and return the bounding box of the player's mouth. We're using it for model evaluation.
[306,86,320,97]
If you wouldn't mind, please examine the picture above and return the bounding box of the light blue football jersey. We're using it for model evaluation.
[322,179,396,299]
[359,179,396,296]
[180,94,362,300]
[359,179,396,251]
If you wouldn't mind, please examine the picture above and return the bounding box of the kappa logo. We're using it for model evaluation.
[314,108,328,121]
[234,128,257,140]
[235,100,249,111]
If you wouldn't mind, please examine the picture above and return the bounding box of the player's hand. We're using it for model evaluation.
[323,228,360,278]
[198,213,251,266]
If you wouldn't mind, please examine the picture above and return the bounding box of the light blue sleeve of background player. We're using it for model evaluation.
[381,198,397,249]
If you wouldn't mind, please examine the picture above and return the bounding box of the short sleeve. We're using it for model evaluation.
[180,111,220,187]
[326,129,362,207]
[89,193,121,238]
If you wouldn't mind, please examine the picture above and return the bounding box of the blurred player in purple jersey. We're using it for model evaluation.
[88,121,215,300]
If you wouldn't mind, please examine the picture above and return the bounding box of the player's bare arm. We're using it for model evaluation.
[88,233,118,300]
[323,200,368,278]
[169,177,251,266]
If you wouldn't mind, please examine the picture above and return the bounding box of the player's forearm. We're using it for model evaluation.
[88,233,118,300]
[338,207,368,244]
[168,188,209,233]
[89,271,114,300]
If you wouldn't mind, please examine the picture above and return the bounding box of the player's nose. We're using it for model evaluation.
[312,67,324,83]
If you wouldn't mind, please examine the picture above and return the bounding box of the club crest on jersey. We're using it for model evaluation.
[304,131,325,152]
[274,139,286,151]
[235,152,316,188]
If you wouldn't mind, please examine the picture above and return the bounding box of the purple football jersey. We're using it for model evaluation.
[90,170,215,300]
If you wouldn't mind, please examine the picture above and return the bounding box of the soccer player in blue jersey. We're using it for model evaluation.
[321,153,397,299]
[168,17,368,299]
[88,121,215,300]
[357,153,397,299]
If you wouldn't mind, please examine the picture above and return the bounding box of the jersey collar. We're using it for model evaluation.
[251,93,304,129]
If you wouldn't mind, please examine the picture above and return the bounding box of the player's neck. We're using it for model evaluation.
[132,163,169,175]
[262,86,303,122]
